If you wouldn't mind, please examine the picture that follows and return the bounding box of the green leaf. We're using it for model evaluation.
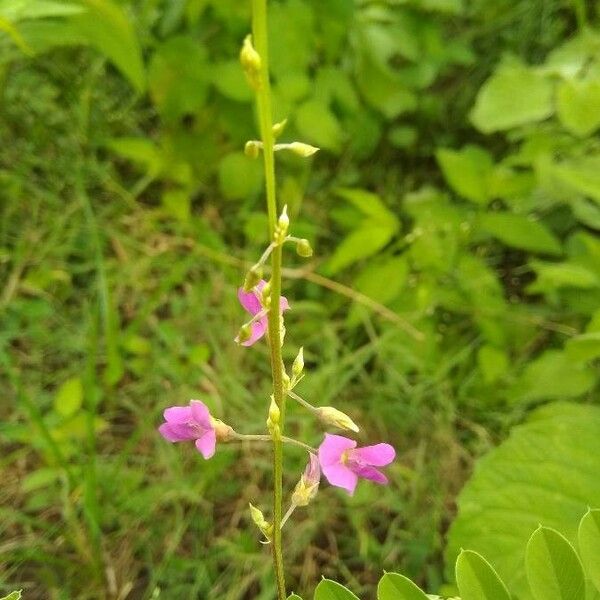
[436,145,494,204]
[526,526,585,600]
[446,402,600,598]
[314,579,360,600]
[471,62,553,133]
[148,36,208,120]
[477,345,509,384]
[334,188,398,224]
[456,550,511,600]
[377,573,429,600]
[479,213,562,256]
[105,137,162,177]
[578,509,600,592]
[325,222,397,275]
[54,377,83,418]
[565,333,600,363]
[557,77,600,137]
[288,595,303,600]
[72,0,145,93]
[295,99,343,153]
[211,60,252,102]
[0,0,84,20]
[0,592,22,600]
[554,158,600,205]
[528,261,600,292]
[511,350,596,403]
[218,152,264,201]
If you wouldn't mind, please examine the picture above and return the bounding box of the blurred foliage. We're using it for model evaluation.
[1,0,599,598]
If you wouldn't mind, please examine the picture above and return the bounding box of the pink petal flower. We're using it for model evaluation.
[237,280,290,347]
[159,399,217,459]
[304,452,321,486]
[318,434,395,496]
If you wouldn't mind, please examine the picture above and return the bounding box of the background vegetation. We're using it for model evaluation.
[1,0,599,598]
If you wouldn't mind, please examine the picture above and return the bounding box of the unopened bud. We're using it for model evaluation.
[287,142,319,157]
[316,406,359,433]
[249,503,273,540]
[296,238,313,258]
[282,370,291,391]
[291,454,320,507]
[272,118,288,138]
[277,205,289,235]
[236,323,252,345]
[292,347,304,378]
[243,265,263,291]
[211,418,235,442]
[261,280,271,306]
[240,35,261,89]
[267,395,281,439]
[244,140,262,159]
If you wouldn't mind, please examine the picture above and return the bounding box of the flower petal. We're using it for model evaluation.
[240,318,267,347]
[352,464,389,485]
[238,287,262,316]
[318,433,356,467]
[190,399,212,428]
[159,422,195,442]
[322,462,359,495]
[280,295,290,312]
[163,405,192,423]
[195,429,216,459]
[353,443,395,466]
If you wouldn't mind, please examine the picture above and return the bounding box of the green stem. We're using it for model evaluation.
[573,0,587,29]
[251,1,286,598]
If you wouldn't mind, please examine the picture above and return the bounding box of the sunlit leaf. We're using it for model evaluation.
[53,377,83,418]
[314,579,360,600]
[377,573,429,600]
[456,550,511,600]
[578,509,600,593]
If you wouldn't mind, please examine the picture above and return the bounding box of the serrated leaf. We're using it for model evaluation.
[377,573,429,600]
[578,509,600,593]
[471,62,553,133]
[54,377,83,417]
[479,213,562,255]
[446,402,600,598]
[456,550,511,600]
[436,145,494,204]
[314,579,360,600]
[526,526,585,600]
[557,77,600,137]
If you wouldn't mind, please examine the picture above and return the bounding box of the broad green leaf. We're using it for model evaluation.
[0,592,22,600]
[218,152,264,201]
[54,377,83,418]
[71,0,145,93]
[557,77,600,137]
[511,350,596,403]
[553,158,600,205]
[211,60,253,102]
[528,261,600,292]
[477,345,508,384]
[544,30,600,79]
[479,213,562,256]
[0,0,83,20]
[471,62,553,133]
[106,138,162,177]
[566,333,600,363]
[578,509,600,592]
[436,145,494,204]
[571,198,600,230]
[148,36,208,120]
[377,573,429,600]
[325,222,397,275]
[446,402,600,599]
[334,188,398,224]
[295,99,343,152]
[526,526,585,600]
[456,550,511,600]
[314,579,360,600]
[352,256,408,307]
[288,595,303,600]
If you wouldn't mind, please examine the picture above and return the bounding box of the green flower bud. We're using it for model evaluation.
[292,347,304,378]
[272,118,288,138]
[287,142,319,157]
[296,238,313,258]
[316,406,360,433]
[249,503,273,540]
[236,323,252,345]
[244,140,261,159]
[243,265,263,292]
[240,35,261,89]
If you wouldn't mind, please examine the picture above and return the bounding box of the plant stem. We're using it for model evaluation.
[251,1,286,598]
[573,0,587,29]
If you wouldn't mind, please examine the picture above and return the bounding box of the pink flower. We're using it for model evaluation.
[158,399,216,459]
[318,433,395,496]
[237,280,290,346]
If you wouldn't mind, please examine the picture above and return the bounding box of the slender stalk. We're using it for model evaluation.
[573,0,587,29]
[232,433,316,454]
[251,1,286,597]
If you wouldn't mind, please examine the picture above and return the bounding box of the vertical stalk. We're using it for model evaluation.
[573,0,587,29]
[251,1,287,598]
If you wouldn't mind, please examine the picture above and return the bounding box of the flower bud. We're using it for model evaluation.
[266,395,281,439]
[235,323,252,345]
[287,142,319,157]
[211,418,235,442]
[272,118,288,138]
[282,370,291,391]
[296,238,313,258]
[292,347,304,378]
[291,454,320,507]
[260,280,271,307]
[243,265,263,292]
[249,503,273,540]
[240,35,261,89]
[244,140,261,159]
[274,205,289,243]
[316,406,359,433]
